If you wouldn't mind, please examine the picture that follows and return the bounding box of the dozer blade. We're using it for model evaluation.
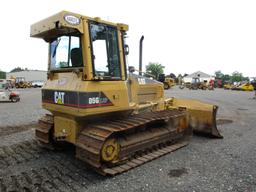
[171,98,223,138]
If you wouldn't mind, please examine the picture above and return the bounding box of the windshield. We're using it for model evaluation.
[89,22,121,79]
[50,36,83,70]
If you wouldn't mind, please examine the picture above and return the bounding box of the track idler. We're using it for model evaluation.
[101,138,120,163]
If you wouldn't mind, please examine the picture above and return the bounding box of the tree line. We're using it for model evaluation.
[0,67,30,79]
[1,64,251,83]
[145,62,250,83]
[214,70,249,83]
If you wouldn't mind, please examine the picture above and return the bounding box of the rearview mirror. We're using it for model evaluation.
[124,44,129,55]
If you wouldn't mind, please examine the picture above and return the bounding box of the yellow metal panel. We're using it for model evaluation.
[82,19,93,80]
[54,116,78,144]
[117,30,126,80]
[42,72,131,117]
[31,11,129,38]
[30,11,84,38]
[77,80,130,115]
[117,23,129,31]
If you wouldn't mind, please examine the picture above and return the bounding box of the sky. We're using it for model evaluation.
[0,0,255,77]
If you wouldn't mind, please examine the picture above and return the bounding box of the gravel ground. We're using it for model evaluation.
[0,87,255,192]
[0,88,47,127]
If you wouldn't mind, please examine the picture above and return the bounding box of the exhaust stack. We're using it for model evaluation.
[139,35,144,76]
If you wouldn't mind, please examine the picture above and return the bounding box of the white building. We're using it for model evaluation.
[183,71,214,83]
[6,70,47,82]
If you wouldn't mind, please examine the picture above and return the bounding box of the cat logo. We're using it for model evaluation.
[54,91,65,104]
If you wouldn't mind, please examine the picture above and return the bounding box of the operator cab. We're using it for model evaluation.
[31,11,128,81]
[49,23,123,79]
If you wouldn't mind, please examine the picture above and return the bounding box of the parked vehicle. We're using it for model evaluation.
[188,77,211,90]
[158,74,175,89]
[231,83,254,91]
[15,77,32,88]
[0,80,20,102]
[32,80,44,88]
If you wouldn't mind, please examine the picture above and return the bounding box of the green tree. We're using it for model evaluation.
[59,61,68,68]
[145,62,165,79]
[215,70,224,79]
[242,76,249,82]
[231,71,243,82]
[222,74,231,82]
[0,70,6,79]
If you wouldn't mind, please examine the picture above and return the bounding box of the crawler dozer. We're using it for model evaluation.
[231,83,254,91]
[31,11,222,175]
[15,77,31,88]
[188,77,210,90]
[158,74,175,90]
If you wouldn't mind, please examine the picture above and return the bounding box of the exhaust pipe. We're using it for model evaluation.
[139,35,144,76]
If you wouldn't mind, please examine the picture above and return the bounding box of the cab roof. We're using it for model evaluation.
[30,11,129,39]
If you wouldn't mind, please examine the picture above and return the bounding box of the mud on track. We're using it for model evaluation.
[0,140,104,192]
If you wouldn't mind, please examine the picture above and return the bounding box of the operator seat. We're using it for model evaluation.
[71,48,83,67]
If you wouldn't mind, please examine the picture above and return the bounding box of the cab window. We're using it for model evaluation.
[89,22,121,79]
[50,36,83,69]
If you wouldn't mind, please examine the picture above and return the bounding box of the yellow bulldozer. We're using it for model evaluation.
[31,11,222,176]
[158,74,176,89]
[224,82,254,91]
[187,77,213,90]
[15,77,32,88]
[231,82,254,91]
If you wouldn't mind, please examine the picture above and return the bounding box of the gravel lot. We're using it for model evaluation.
[0,87,255,192]
[0,88,47,127]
